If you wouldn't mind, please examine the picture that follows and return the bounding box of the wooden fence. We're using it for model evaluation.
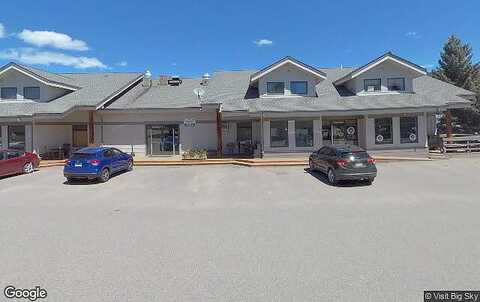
[442,134,480,153]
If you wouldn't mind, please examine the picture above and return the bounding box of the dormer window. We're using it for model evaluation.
[24,87,40,100]
[267,82,285,95]
[290,81,308,95]
[364,79,381,92]
[387,78,405,91]
[1,87,17,99]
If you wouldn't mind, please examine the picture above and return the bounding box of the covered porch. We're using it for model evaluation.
[220,109,438,158]
[0,110,95,159]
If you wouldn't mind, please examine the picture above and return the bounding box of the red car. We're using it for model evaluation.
[0,149,40,177]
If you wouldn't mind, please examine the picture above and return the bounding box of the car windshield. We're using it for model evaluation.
[340,151,369,160]
[70,153,96,160]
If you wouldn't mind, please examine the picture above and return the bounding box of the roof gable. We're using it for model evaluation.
[0,62,80,91]
[333,52,427,85]
[250,56,326,82]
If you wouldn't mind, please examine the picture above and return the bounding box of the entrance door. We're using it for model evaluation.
[237,122,253,155]
[72,125,88,147]
[146,125,179,155]
[330,120,358,145]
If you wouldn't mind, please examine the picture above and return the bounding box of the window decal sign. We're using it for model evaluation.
[376,134,384,143]
[409,133,417,142]
[346,126,355,135]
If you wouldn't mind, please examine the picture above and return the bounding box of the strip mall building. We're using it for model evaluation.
[0,53,476,158]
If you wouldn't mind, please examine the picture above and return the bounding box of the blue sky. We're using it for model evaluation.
[0,0,478,77]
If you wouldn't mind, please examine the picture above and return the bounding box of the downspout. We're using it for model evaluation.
[445,110,453,143]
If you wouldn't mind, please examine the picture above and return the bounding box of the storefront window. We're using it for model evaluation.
[374,118,393,144]
[400,116,418,143]
[8,125,26,151]
[295,120,313,147]
[270,121,289,147]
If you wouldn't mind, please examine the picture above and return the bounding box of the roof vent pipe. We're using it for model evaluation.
[143,70,152,87]
[201,73,211,86]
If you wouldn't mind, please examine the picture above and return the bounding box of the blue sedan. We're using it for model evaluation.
[64,147,133,182]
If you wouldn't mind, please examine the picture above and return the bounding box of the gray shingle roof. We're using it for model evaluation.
[234,72,473,113]
[1,60,476,118]
[103,66,475,113]
[0,62,143,118]
[108,78,204,109]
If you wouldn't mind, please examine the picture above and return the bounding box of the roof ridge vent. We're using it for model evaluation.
[201,73,210,86]
[142,70,152,87]
[168,76,182,86]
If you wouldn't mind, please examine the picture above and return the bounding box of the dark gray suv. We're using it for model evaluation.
[309,145,377,185]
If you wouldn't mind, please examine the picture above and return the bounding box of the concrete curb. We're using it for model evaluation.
[39,156,433,169]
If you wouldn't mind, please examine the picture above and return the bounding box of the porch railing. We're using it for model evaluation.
[442,134,480,153]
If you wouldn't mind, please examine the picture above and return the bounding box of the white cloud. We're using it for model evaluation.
[421,64,435,70]
[405,31,421,39]
[17,30,89,51]
[253,39,273,46]
[116,61,128,67]
[0,23,5,38]
[0,48,107,69]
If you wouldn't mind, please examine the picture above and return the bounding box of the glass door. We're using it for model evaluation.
[237,122,253,155]
[146,125,180,155]
[330,120,358,145]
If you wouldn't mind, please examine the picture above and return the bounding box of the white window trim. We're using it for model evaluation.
[251,59,326,82]
[0,65,78,91]
[290,81,308,95]
[266,81,285,96]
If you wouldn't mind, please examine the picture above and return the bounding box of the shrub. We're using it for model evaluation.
[182,149,207,160]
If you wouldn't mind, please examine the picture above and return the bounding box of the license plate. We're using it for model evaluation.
[75,163,82,167]
[354,163,365,168]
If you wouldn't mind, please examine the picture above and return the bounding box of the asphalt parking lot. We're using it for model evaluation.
[1,158,480,301]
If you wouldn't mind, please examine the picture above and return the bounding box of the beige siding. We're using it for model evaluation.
[33,125,72,154]
[257,63,321,97]
[0,68,70,102]
[345,60,419,94]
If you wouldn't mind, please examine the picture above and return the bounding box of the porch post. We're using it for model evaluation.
[31,118,35,153]
[216,108,223,157]
[424,112,429,149]
[88,111,95,146]
[1,126,8,149]
[260,112,264,158]
[445,110,453,141]
[313,116,323,149]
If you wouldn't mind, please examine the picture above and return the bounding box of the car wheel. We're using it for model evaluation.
[66,177,74,183]
[309,159,315,172]
[366,178,375,185]
[127,160,133,171]
[23,162,34,174]
[327,169,337,185]
[99,168,110,183]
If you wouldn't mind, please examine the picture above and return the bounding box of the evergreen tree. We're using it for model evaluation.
[432,35,480,133]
